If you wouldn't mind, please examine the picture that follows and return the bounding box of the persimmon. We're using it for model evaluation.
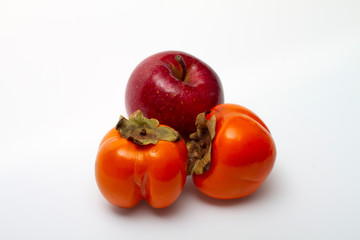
[187,104,276,199]
[95,111,188,208]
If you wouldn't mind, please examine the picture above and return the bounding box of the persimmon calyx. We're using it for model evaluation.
[187,112,216,175]
[116,110,181,145]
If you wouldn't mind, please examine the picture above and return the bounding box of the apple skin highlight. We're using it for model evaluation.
[125,51,224,138]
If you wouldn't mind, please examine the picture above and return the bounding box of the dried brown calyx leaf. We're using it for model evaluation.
[116,110,181,145]
[187,112,216,175]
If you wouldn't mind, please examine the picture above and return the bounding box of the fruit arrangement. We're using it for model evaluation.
[95,51,276,208]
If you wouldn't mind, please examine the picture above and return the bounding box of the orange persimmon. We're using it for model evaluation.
[95,110,188,208]
[187,103,276,199]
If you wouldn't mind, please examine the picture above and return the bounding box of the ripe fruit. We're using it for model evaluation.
[125,51,224,138]
[187,104,276,199]
[95,111,188,208]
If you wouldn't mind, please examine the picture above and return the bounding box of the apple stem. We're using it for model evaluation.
[175,55,187,81]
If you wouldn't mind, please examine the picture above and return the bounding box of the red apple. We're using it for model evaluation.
[125,51,224,138]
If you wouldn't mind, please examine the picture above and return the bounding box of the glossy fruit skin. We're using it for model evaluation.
[125,51,224,138]
[95,127,188,208]
[193,104,276,199]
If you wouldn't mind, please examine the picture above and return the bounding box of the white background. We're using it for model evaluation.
[1,0,360,239]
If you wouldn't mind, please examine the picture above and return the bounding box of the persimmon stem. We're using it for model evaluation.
[186,113,216,175]
[175,55,187,81]
[140,129,147,136]
[116,110,181,145]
